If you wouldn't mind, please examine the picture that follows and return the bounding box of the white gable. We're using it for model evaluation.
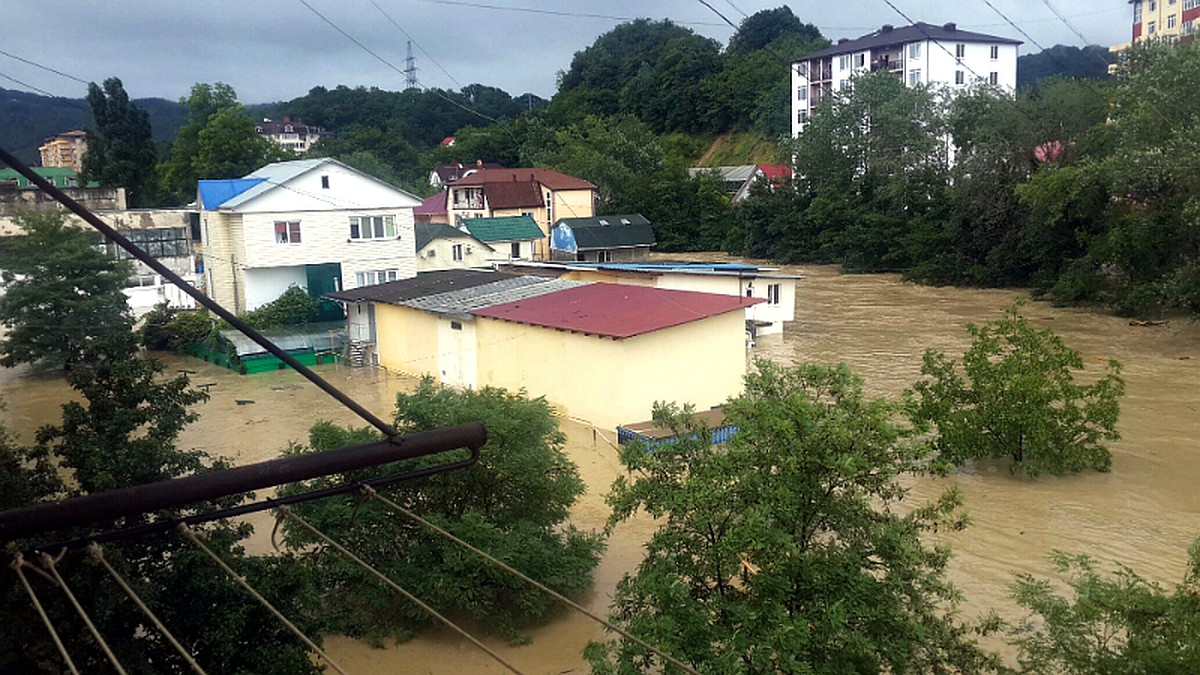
[227,160,421,214]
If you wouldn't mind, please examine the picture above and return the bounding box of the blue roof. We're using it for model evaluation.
[197,178,266,209]
[569,263,763,271]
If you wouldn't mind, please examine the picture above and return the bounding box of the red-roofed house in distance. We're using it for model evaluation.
[446,168,596,259]
[327,271,760,429]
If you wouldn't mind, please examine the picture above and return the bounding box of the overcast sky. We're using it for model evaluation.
[2,1,1133,104]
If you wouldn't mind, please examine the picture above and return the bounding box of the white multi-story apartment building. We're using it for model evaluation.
[792,22,1020,136]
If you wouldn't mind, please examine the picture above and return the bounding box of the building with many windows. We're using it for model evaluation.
[791,22,1020,136]
[38,130,88,172]
[1125,0,1200,43]
[254,118,328,154]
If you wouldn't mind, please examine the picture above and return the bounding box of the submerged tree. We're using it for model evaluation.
[588,362,1000,673]
[1010,540,1200,673]
[281,378,605,643]
[909,300,1124,476]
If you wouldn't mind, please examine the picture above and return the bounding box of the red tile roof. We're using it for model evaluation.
[414,191,447,215]
[483,181,543,209]
[472,283,762,339]
[448,167,595,191]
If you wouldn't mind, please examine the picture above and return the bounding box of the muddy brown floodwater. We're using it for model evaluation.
[2,263,1197,673]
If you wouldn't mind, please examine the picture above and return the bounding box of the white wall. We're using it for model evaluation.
[238,162,421,214]
[243,266,306,310]
[652,272,796,336]
[927,40,1018,91]
[436,316,476,389]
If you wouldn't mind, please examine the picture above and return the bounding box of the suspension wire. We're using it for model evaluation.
[362,487,702,675]
[0,146,397,438]
[276,505,525,675]
[38,551,128,675]
[10,553,81,674]
[175,525,348,675]
[86,544,208,675]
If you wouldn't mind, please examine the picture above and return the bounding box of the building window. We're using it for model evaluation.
[989,72,999,85]
[1150,0,1156,9]
[955,43,966,58]
[510,241,521,258]
[767,283,781,305]
[1135,1,1144,21]
[450,321,463,331]
[838,54,850,70]
[990,45,1000,59]
[452,244,464,261]
[908,68,922,86]
[275,221,301,244]
[355,269,398,287]
[320,175,330,189]
[796,62,808,77]
[1185,0,1197,10]
[797,86,807,101]
[855,53,865,68]
[1168,14,1177,28]
[839,78,847,90]
[349,215,396,240]
[797,110,809,124]
[1149,20,1157,33]
[596,250,612,263]
[955,70,965,85]
[908,42,921,59]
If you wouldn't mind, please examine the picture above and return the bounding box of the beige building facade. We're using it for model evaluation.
[38,130,88,172]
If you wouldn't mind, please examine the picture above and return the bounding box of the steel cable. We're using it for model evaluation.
[176,524,349,675]
[38,551,128,674]
[10,553,80,674]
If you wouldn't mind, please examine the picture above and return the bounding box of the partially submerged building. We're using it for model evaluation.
[328,269,760,428]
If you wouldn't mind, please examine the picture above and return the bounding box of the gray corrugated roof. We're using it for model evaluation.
[688,165,756,182]
[801,22,1021,61]
[402,276,586,316]
[327,269,518,304]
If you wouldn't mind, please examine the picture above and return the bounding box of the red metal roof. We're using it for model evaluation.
[414,191,447,215]
[472,283,762,339]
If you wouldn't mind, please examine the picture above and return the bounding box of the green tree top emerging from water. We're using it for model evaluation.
[909,300,1125,476]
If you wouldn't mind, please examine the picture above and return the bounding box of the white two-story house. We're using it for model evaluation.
[197,158,421,314]
[792,22,1020,136]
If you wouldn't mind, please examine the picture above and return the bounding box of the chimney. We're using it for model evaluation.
[837,38,850,45]
[283,116,291,124]
[943,22,957,31]
[476,159,483,168]
[881,24,894,33]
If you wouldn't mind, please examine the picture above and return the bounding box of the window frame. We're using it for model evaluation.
[348,215,397,241]
[275,221,301,244]
[452,243,464,261]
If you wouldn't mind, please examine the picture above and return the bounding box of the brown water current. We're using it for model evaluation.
[2,263,1197,672]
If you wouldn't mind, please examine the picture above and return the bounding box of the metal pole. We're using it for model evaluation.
[0,422,486,542]
[0,146,398,438]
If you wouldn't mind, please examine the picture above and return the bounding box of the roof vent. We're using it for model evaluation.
[620,218,631,224]
[943,22,957,31]
[598,219,609,225]
[881,24,894,32]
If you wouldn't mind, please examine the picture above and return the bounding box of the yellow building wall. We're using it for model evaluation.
[375,304,442,378]
[474,310,746,429]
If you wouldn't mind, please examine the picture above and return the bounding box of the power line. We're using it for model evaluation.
[417,0,728,27]
[722,0,749,20]
[695,0,738,29]
[0,48,88,84]
[0,69,58,98]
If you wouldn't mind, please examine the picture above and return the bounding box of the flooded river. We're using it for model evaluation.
[2,263,1197,672]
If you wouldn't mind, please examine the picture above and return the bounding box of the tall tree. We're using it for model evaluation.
[0,211,135,370]
[588,362,1000,673]
[158,82,240,200]
[726,5,823,54]
[80,77,158,206]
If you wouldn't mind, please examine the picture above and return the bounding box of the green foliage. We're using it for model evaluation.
[726,6,822,54]
[909,301,1124,476]
[1010,541,1200,673]
[1017,45,1114,89]
[0,211,135,370]
[139,306,214,352]
[589,362,1000,673]
[80,77,159,207]
[280,378,604,643]
[235,285,320,330]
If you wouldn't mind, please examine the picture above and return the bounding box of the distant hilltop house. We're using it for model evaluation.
[792,22,1020,135]
[255,117,329,154]
[550,214,656,263]
[689,164,792,202]
[445,167,596,259]
[197,157,421,315]
[429,160,504,188]
[328,269,762,428]
[38,130,88,172]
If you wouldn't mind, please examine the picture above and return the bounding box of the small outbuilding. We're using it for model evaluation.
[550,214,655,263]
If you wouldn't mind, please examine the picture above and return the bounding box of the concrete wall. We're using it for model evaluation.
[0,186,128,236]
[474,309,746,429]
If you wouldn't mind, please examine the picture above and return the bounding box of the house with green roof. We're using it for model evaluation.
[414,221,495,271]
[460,215,545,260]
[0,166,96,189]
